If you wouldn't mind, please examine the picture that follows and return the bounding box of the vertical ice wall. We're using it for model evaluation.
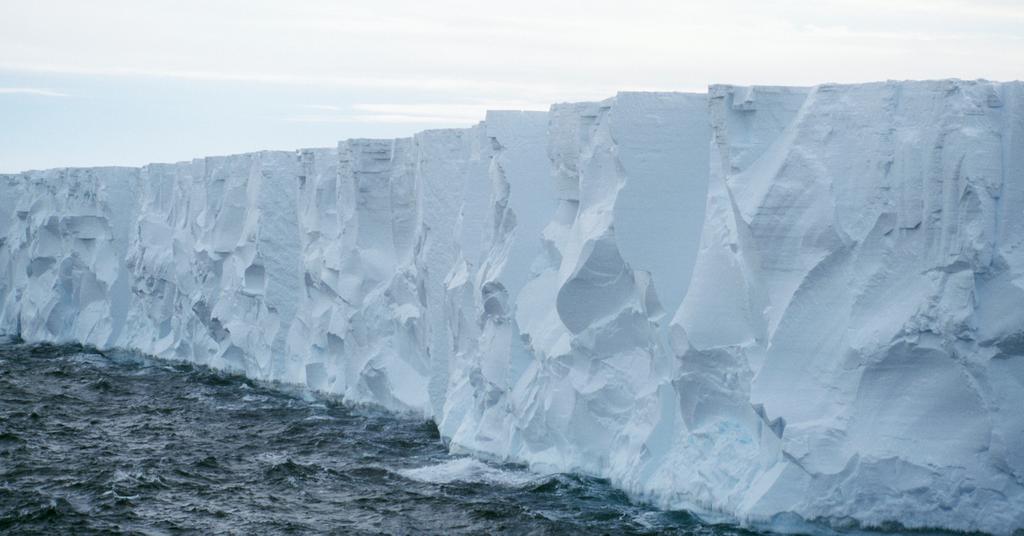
[287,139,429,411]
[440,110,554,449]
[287,127,494,417]
[0,168,139,347]
[611,92,709,314]
[414,127,494,418]
[671,80,1024,532]
[123,152,304,380]
[440,93,712,489]
[0,174,17,327]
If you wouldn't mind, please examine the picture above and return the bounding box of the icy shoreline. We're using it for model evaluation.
[2,79,1022,534]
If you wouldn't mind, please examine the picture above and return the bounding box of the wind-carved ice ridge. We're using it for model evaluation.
[1,79,1022,535]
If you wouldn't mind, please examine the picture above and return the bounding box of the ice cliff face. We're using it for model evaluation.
[0,168,138,347]
[286,140,425,410]
[442,94,712,492]
[670,81,1024,532]
[122,152,304,380]
[1,80,1021,534]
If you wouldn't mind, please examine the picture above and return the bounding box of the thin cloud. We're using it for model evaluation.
[302,104,344,112]
[0,62,597,100]
[284,113,474,125]
[351,102,548,121]
[288,101,552,125]
[2,0,1022,98]
[0,87,69,97]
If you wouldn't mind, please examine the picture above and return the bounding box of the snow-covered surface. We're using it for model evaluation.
[1,80,1022,534]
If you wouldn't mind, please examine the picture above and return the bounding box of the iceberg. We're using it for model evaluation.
[0,79,1021,534]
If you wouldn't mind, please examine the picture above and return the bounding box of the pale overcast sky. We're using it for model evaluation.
[1,0,1022,172]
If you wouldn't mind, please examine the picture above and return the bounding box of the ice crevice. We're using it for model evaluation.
[1,80,1022,534]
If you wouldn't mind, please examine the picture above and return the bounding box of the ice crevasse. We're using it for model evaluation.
[1,80,1022,534]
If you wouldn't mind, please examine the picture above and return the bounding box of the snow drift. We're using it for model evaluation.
[1,80,1021,534]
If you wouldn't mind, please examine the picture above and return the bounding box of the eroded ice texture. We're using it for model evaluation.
[123,152,304,380]
[286,128,495,416]
[0,168,139,348]
[287,137,427,411]
[440,110,555,449]
[1,80,1022,535]
[440,94,712,496]
[669,80,1024,533]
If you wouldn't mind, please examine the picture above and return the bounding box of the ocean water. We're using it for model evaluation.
[0,342,758,535]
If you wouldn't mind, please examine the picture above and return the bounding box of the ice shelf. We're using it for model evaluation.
[2,80,1022,534]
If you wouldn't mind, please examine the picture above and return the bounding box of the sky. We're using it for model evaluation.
[1,0,1022,172]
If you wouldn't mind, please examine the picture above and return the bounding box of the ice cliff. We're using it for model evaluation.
[670,81,1024,532]
[1,80,1022,534]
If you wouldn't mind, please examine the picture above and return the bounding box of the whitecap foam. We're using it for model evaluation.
[397,458,548,488]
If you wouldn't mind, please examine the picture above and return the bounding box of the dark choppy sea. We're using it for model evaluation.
[0,341,760,535]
